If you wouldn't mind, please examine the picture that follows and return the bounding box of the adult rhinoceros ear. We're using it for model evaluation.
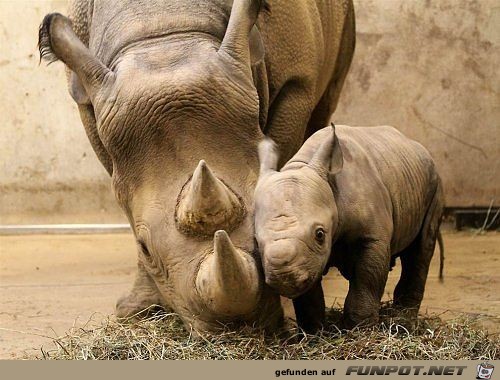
[309,123,344,179]
[249,25,265,66]
[258,138,279,176]
[38,13,112,103]
[219,0,264,71]
[68,72,90,105]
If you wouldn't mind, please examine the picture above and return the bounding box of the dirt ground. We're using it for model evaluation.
[0,231,499,359]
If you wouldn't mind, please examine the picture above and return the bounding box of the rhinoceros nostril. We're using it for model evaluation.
[296,271,312,288]
[264,272,277,287]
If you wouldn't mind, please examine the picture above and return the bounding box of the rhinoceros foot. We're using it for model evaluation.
[116,262,167,319]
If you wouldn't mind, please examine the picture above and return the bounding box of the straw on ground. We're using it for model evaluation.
[39,304,499,360]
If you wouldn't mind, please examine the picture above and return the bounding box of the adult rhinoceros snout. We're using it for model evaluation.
[195,230,261,317]
[175,160,246,236]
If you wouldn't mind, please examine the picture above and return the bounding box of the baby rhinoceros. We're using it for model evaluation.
[254,123,444,332]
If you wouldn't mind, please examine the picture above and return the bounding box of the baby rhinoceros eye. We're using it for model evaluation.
[314,228,326,244]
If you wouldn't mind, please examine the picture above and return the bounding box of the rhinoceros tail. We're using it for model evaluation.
[38,13,61,64]
[438,230,444,282]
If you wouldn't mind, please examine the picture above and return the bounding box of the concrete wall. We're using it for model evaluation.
[0,1,123,224]
[1,0,498,224]
[334,0,499,207]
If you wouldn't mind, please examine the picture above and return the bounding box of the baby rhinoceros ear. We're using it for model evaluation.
[258,137,279,177]
[309,123,344,180]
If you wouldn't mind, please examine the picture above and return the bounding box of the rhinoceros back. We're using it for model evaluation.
[336,125,440,253]
[287,125,440,254]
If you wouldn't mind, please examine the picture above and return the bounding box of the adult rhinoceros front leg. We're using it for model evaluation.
[116,260,167,318]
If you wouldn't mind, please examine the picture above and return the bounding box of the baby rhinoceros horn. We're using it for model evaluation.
[176,160,245,236]
[196,230,261,316]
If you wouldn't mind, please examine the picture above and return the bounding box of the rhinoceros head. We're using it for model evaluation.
[254,128,343,299]
[39,0,282,332]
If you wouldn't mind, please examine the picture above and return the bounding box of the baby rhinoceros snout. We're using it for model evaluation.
[262,241,312,298]
[262,240,299,267]
[264,269,312,299]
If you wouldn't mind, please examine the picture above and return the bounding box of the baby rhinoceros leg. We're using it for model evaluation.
[392,239,425,323]
[342,240,391,329]
[393,184,444,322]
[292,281,326,333]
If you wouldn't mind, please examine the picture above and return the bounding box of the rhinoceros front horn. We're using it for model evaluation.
[196,230,260,316]
[176,160,245,236]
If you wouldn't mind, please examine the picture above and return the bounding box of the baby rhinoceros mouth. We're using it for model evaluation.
[261,240,315,298]
[265,270,314,299]
[175,160,246,236]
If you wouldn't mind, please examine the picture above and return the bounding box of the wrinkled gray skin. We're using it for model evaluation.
[38,0,355,332]
[255,125,444,332]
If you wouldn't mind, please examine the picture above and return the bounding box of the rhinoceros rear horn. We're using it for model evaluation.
[195,230,260,316]
[38,13,112,101]
[176,160,245,236]
[219,0,265,68]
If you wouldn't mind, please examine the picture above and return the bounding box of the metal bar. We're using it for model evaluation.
[0,224,131,235]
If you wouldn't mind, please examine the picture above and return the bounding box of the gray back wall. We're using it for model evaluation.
[333,0,499,209]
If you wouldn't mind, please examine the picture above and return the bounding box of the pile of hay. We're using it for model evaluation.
[40,305,498,360]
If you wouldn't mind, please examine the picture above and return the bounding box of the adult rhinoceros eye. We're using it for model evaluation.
[137,239,165,277]
[138,240,151,259]
[315,228,326,244]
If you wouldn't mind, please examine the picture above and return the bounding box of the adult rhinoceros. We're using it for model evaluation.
[38,0,355,332]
